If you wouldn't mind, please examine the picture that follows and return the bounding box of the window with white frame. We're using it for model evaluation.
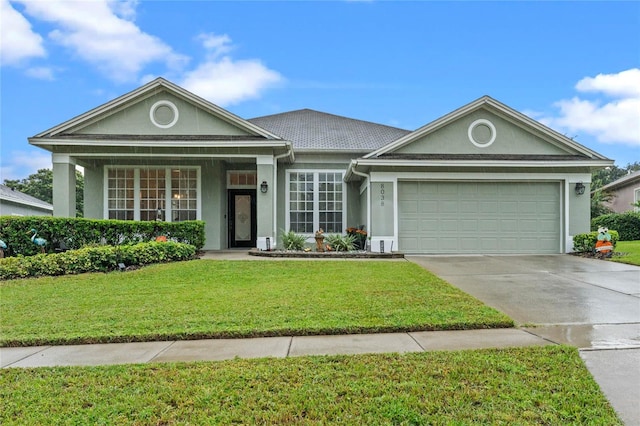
[635,188,640,212]
[107,168,134,220]
[287,171,345,233]
[106,167,199,222]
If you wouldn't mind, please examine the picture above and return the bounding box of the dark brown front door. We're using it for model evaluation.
[228,190,256,248]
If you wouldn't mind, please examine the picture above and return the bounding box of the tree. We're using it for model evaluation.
[590,162,640,218]
[3,168,84,217]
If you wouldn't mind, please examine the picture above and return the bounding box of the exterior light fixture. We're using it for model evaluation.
[260,181,268,193]
[575,182,585,195]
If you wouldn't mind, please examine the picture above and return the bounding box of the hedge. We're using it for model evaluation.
[0,241,197,280]
[0,216,205,256]
[572,230,619,253]
[591,211,640,241]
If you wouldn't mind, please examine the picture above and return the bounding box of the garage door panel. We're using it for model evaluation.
[461,219,478,232]
[419,219,438,231]
[500,201,518,213]
[461,200,478,212]
[500,219,518,232]
[479,219,499,232]
[398,181,560,254]
[480,201,498,214]
[440,201,458,213]
[519,201,538,214]
[520,219,538,232]
[420,200,438,213]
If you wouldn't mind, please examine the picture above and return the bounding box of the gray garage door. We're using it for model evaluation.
[398,181,561,254]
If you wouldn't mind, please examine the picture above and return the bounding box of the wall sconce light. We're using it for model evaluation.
[260,181,268,193]
[575,182,585,195]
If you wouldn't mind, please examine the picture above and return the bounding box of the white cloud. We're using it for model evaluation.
[197,33,233,58]
[543,69,640,147]
[25,66,55,80]
[575,68,640,98]
[180,33,283,106]
[0,0,45,65]
[13,0,188,82]
[0,150,52,181]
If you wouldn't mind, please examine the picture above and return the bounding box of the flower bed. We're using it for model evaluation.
[249,249,403,259]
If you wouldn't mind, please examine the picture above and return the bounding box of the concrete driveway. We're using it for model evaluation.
[407,255,640,425]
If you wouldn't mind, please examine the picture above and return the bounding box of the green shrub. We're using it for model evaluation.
[280,230,307,251]
[325,233,356,252]
[0,242,196,280]
[591,212,640,241]
[0,216,205,256]
[573,230,619,253]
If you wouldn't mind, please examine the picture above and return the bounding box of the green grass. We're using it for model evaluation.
[0,260,513,346]
[611,240,640,266]
[0,346,621,425]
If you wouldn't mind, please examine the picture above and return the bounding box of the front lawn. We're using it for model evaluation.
[612,240,640,266]
[0,260,513,347]
[0,346,621,425]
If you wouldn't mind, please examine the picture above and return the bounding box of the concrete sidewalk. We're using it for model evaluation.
[1,328,551,368]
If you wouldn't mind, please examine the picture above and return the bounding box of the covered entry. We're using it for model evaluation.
[398,181,561,254]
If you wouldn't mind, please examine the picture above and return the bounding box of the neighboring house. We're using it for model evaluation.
[29,78,612,254]
[0,184,53,216]
[600,170,640,213]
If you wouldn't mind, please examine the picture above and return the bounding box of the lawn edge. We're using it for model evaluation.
[0,320,515,347]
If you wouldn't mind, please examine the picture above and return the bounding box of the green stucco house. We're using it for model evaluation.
[30,78,612,253]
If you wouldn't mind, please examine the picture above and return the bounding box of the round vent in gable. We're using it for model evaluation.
[150,100,179,129]
[468,119,496,148]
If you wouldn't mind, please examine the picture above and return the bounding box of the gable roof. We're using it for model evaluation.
[249,109,411,152]
[33,77,281,140]
[0,184,53,211]
[364,95,611,160]
[601,170,640,192]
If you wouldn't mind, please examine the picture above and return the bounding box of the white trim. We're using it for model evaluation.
[256,156,274,165]
[0,197,53,211]
[368,172,591,254]
[34,78,282,140]
[52,153,76,165]
[354,158,612,169]
[364,96,611,160]
[467,119,496,148]
[227,170,257,189]
[285,169,347,235]
[395,178,566,254]
[370,171,591,182]
[103,165,201,222]
[149,100,179,129]
[31,139,291,149]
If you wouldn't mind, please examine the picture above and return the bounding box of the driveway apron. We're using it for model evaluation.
[407,254,640,425]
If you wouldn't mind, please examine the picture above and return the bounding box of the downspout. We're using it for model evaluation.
[272,142,295,244]
[349,160,371,237]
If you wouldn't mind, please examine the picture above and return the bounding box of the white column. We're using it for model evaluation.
[52,154,77,217]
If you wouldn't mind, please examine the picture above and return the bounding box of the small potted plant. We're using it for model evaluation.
[315,228,325,252]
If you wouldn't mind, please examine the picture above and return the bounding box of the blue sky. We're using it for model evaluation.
[1,0,639,180]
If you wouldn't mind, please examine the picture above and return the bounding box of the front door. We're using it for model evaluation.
[228,190,257,248]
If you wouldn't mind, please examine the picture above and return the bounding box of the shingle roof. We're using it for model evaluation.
[0,184,53,210]
[249,109,411,152]
[600,170,640,191]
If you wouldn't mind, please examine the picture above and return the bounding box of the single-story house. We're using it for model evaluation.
[0,184,53,216]
[29,78,612,253]
[600,170,640,213]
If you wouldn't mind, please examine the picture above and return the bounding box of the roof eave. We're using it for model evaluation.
[364,96,611,161]
[34,78,281,140]
[352,158,614,169]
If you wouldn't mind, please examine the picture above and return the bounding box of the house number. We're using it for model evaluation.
[380,184,385,206]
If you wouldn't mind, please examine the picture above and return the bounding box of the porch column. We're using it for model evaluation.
[256,156,275,243]
[52,154,76,217]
